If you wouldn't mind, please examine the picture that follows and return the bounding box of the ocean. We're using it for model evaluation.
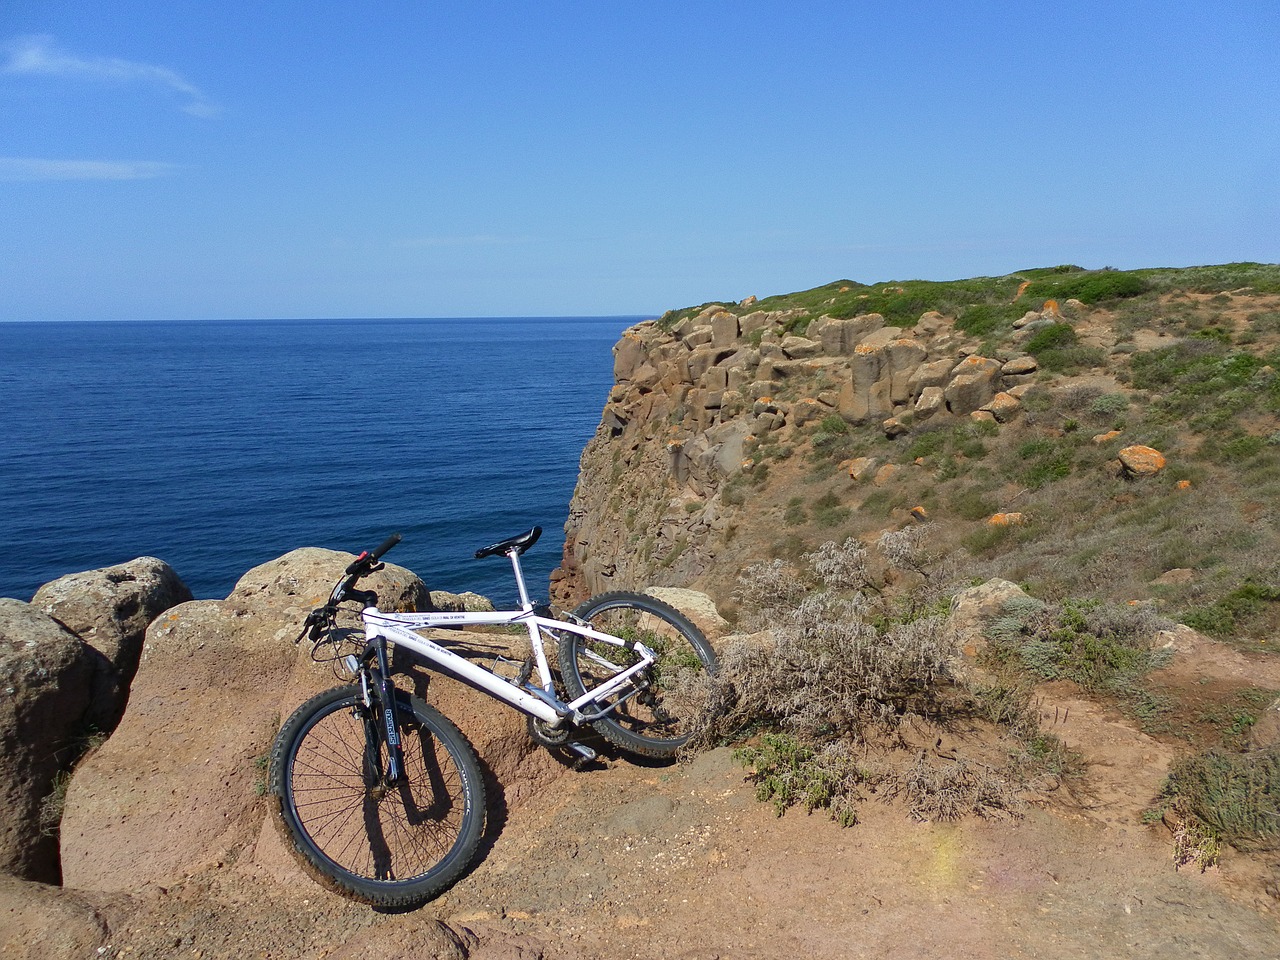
[0,317,634,605]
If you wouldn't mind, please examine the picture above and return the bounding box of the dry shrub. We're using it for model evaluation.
[890,752,1022,821]
[701,534,954,744]
[698,529,1039,825]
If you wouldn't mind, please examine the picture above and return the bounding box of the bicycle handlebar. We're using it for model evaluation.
[299,534,403,645]
[344,532,402,575]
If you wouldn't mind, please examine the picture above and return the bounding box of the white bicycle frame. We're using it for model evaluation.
[355,547,657,729]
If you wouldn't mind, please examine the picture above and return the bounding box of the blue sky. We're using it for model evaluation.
[2,1,1277,321]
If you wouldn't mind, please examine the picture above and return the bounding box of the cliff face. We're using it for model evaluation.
[556,267,1280,651]
[554,300,1028,605]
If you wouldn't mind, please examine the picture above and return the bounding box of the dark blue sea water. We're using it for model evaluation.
[0,317,633,604]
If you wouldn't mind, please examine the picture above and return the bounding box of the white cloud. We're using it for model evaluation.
[2,34,218,117]
[0,157,177,182]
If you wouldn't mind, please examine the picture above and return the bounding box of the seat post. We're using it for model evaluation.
[508,548,534,610]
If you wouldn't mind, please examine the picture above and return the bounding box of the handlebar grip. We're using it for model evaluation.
[344,533,403,575]
[371,533,402,560]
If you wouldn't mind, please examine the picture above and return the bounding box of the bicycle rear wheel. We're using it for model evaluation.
[557,591,717,758]
[269,684,485,907]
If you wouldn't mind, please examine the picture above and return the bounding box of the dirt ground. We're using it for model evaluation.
[5,627,1279,960]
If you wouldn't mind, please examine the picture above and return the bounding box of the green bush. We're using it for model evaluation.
[784,497,808,526]
[1088,393,1129,419]
[1162,747,1280,851]
[1023,270,1149,305]
[1023,323,1104,372]
[1025,322,1079,354]
[812,490,851,527]
[956,303,1020,337]
[1182,580,1280,638]
[905,428,949,461]
[983,596,1171,697]
[817,414,848,435]
[734,734,865,826]
[1015,437,1074,488]
[948,486,999,521]
[962,520,1017,556]
[1037,345,1107,373]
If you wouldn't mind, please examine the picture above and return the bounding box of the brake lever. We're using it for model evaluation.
[295,606,335,645]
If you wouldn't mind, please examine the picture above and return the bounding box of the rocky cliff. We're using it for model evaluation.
[556,299,1056,604]
[556,266,1280,640]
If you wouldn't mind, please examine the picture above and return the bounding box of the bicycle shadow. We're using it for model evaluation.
[369,646,681,914]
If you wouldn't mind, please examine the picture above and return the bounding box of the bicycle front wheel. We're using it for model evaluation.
[269,684,485,908]
[557,591,717,758]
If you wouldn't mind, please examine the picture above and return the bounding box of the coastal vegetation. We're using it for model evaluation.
[569,261,1280,857]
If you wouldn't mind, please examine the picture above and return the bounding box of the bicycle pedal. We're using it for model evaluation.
[567,742,597,762]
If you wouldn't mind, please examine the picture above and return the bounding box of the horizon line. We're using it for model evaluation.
[0,313,658,325]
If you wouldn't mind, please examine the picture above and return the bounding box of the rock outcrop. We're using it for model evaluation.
[55,547,565,895]
[0,600,102,883]
[31,557,192,729]
[57,548,425,891]
[1,559,191,884]
[556,305,1051,604]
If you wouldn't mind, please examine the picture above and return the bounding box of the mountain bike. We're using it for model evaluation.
[267,527,717,908]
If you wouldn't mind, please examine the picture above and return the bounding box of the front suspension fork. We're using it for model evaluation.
[360,636,407,788]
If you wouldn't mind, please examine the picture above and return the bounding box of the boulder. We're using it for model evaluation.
[813,313,885,356]
[1150,568,1195,587]
[882,417,909,439]
[914,386,946,420]
[0,600,102,883]
[0,875,109,958]
[1248,697,1280,749]
[914,311,950,337]
[872,463,899,486]
[791,397,825,427]
[949,579,1034,661]
[613,332,647,381]
[845,456,879,481]
[431,590,495,612]
[710,311,739,350]
[1118,445,1167,478]
[682,327,713,349]
[780,335,822,360]
[944,356,1003,415]
[1001,356,1038,377]
[30,557,192,725]
[57,549,429,892]
[906,358,955,395]
[984,391,1022,423]
[838,343,893,423]
[687,346,720,381]
[987,512,1027,526]
[739,310,774,338]
[641,587,731,641]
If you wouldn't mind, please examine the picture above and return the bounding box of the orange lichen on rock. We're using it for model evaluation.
[988,512,1027,526]
[1118,445,1167,477]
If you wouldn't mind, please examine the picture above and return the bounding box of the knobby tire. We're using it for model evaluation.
[557,591,717,758]
[269,684,485,908]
